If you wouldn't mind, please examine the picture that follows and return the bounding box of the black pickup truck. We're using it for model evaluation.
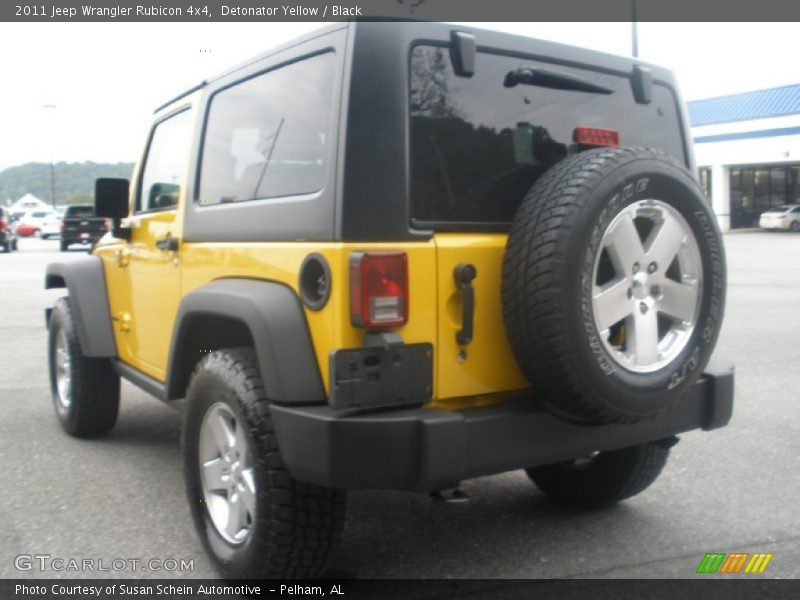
[60,204,107,251]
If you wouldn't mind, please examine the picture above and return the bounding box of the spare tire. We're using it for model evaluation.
[502,147,725,424]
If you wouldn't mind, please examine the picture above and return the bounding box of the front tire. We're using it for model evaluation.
[526,440,673,508]
[48,297,120,436]
[183,348,345,579]
[60,240,69,252]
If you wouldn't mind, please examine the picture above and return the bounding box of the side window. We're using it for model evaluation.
[138,109,193,213]
[198,52,335,206]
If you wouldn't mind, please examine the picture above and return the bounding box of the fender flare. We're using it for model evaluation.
[45,257,117,358]
[166,278,325,404]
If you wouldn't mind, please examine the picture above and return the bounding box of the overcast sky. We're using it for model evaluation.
[0,22,797,171]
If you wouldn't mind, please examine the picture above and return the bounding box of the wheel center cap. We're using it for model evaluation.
[632,272,650,299]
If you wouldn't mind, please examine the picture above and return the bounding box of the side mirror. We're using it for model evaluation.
[95,178,131,241]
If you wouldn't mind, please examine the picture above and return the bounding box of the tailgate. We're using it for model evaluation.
[63,218,105,235]
[434,233,528,400]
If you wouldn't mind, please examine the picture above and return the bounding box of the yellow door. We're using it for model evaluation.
[121,107,194,381]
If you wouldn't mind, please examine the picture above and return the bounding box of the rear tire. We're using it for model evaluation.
[526,440,673,508]
[183,348,346,579]
[47,297,120,436]
[60,240,68,252]
[790,221,800,233]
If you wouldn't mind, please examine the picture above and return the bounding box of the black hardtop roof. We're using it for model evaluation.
[153,21,675,114]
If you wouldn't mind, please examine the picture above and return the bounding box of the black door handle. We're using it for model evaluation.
[454,263,477,346]
[156,235,179,252]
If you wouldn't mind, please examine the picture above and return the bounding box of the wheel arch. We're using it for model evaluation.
[45,257,117,358]
[166,278,326,405]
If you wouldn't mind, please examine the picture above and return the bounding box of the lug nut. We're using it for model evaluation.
[632,262,640,274]
[648,261,658,274]
[639,302,648,314]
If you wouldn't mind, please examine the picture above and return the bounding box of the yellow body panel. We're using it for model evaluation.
[98,231,530,408]
[433,233,529,402]
[95,208,183,382]
[179,241,439,399]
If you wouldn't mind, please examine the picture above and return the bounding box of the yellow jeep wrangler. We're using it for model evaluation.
[44,23,732,579]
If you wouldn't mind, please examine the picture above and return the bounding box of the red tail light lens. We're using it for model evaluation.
[0,219,6,232]
[350,252,408,328]
[60,219,65,232]
[574,126,620,148]
[104,218,110,231]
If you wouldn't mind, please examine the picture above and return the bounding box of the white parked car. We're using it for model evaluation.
[17,210,61,237]
[40,213,62,239]
[759,205,800,232]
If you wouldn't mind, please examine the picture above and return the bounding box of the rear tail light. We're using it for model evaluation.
[0,219,6,232]
[574,126,620,148]
[60,219,65,232]
[104,218,110,231]
[350,252,408,328]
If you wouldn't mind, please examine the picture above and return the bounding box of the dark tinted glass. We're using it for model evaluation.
[139,109,193,212]
[770,167,786,208]
[409,46,686,225]
[198,52,335,206]
[66,206,95,217]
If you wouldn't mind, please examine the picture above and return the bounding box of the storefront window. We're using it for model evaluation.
[728,164,800,228]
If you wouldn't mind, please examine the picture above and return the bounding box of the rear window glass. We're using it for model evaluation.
[409,46,686,225]
[198,52,335,206]
[65,206,95,217]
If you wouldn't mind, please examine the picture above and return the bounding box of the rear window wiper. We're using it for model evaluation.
[504,67,614,95]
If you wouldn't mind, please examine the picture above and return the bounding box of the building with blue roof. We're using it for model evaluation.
[688,84,800,230]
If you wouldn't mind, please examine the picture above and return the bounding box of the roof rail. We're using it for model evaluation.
[153,81,206,114]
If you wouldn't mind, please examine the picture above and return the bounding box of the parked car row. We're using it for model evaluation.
[2,204,109,251]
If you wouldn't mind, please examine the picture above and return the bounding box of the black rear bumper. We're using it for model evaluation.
[270,358,734,492]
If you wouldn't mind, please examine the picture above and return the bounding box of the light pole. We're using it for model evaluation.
[631,0,639,58]
[43,104,58,208]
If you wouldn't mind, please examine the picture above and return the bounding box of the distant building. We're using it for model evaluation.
[9,193,50,213]
[688,84,800,231]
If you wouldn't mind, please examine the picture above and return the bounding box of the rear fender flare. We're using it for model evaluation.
[166,278,325,404]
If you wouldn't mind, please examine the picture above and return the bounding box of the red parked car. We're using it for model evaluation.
[15,222,39,237]
[0,207,19,252]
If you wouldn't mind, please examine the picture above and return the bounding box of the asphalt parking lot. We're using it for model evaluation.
[0,233,798,580]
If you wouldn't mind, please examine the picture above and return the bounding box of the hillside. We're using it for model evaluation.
[0,161,135,205]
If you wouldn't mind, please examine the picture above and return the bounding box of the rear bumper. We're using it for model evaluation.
[271,358,734,492]
[63,234,103,244]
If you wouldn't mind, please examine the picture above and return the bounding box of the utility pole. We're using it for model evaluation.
[631,0,639,58]
[49,162,56,208]
[43,104,58,208]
